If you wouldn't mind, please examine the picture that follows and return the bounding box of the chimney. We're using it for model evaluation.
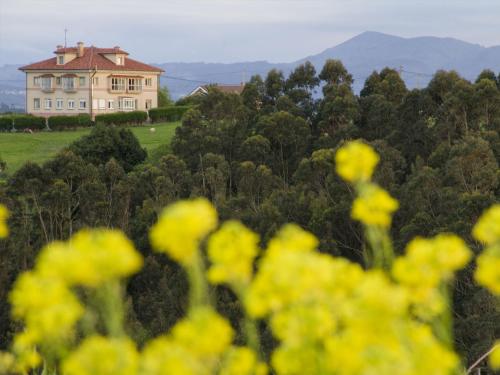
[113,46,120,50]
[77,41,84,57]
[56,45,63,50]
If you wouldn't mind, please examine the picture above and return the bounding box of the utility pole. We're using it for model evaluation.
[64,28,68,48]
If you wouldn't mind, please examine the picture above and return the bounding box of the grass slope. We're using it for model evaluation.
[0,122,179,174]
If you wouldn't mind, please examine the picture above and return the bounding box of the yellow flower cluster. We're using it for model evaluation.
[473,205,500,295]
[62,336,139,375]
[393,234,471,318]
[0,204,9,238]
[207,221,260,287]
[150,198,218,265]
[9,228,143,371]
[352,184,399,228]
[219,347,267,375]
[10,272,83,370]
[245,224,459,375]
[335,140,379,183]
[141,307,235,374]
[36,229,143,287]
[473,204,500,245]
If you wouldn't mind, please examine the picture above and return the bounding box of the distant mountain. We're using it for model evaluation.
[3,31,500,109]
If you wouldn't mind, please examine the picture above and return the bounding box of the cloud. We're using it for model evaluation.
[1,0,500,65]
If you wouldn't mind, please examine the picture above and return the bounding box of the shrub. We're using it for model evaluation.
[0,116,13,132]
[95,111,147,126]
[12,115,46,131]
[48,115,93,131]
[148,105,192,123]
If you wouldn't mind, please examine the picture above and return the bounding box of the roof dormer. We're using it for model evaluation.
[102,46,128,66]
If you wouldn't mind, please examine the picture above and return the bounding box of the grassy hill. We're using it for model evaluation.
[0,122,180,174]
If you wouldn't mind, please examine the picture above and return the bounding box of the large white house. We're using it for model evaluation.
[19,42,164,118]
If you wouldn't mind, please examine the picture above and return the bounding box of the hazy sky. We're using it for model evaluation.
[1,0,500,65]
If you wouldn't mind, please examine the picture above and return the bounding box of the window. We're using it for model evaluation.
[128,78,142,92]
[33,77,40,87]
[62,77,75,91]
[108,100,114,109]
[41,77,52,91]
[145,99,152,109]
[92,99,98,109]
[111,77,126,91]
[145,78,152,87]
[92,77,99,86]
[56,77,61,86]
[45,98,52,109]
[56,98,64,110]
[79,77,86,87]
[68,100,75,110]
[57,55,64,65]
[33,98,40,110]
[79,99,86,109]
[117,56,124,65]
[98,99,105,109]
[121,98,135,110]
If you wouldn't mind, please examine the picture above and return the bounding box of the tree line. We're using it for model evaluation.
[0,59,498,366]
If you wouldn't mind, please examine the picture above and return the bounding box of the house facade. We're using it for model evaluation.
[19,42,163,118]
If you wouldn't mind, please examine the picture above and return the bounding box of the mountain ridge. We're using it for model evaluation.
[2,32,500,109]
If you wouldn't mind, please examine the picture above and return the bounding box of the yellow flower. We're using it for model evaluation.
[351,184,399,228]
[171,307,234,357]
[0,204,9,238]
[207,221,260,287]
[140,337,205,375]
[473,204,500,245]
[475,245,500,295]
[140,308,234,375]
[219,347,267,375]
[36,229,143,287]
[62,336,139,375]
[10,272,83,344]
[335,140,379,183]
[490,341,500,370]
[266,224,318,255]
[150,198,218,265]
[393,234,471,318]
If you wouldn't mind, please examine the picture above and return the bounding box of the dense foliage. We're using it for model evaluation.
[47,114,93,130]
[149,106,193,123]
[0,115,46,131]
[0,60,499,371]
[95,111,148,126]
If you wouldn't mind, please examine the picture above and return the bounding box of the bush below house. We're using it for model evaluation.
[48,114,93,130]
[148,105,192,123]
[0,117,13,132]
[95,111,148,126]
[10,115,46,131]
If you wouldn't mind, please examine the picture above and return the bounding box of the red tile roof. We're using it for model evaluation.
[19,46,163,73]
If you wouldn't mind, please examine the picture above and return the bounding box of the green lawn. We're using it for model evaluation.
[0,122,179,174]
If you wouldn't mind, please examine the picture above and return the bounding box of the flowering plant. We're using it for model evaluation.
[0,141,498,374]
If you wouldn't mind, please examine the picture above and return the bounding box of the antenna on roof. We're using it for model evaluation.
[64,28,68,48]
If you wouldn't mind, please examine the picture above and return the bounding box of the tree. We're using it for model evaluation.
[158,86,173,107]
[360,68,407,104]
[257,111,310,185]
[70,125,147,172]
[319,59,353,88]
[475,69,498,85]
[264,69,285,107]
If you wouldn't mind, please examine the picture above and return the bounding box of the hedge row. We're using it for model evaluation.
[95,111,148,126]
[0,115,46,131]
[148,106,192,123]
[48,115,93,130]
